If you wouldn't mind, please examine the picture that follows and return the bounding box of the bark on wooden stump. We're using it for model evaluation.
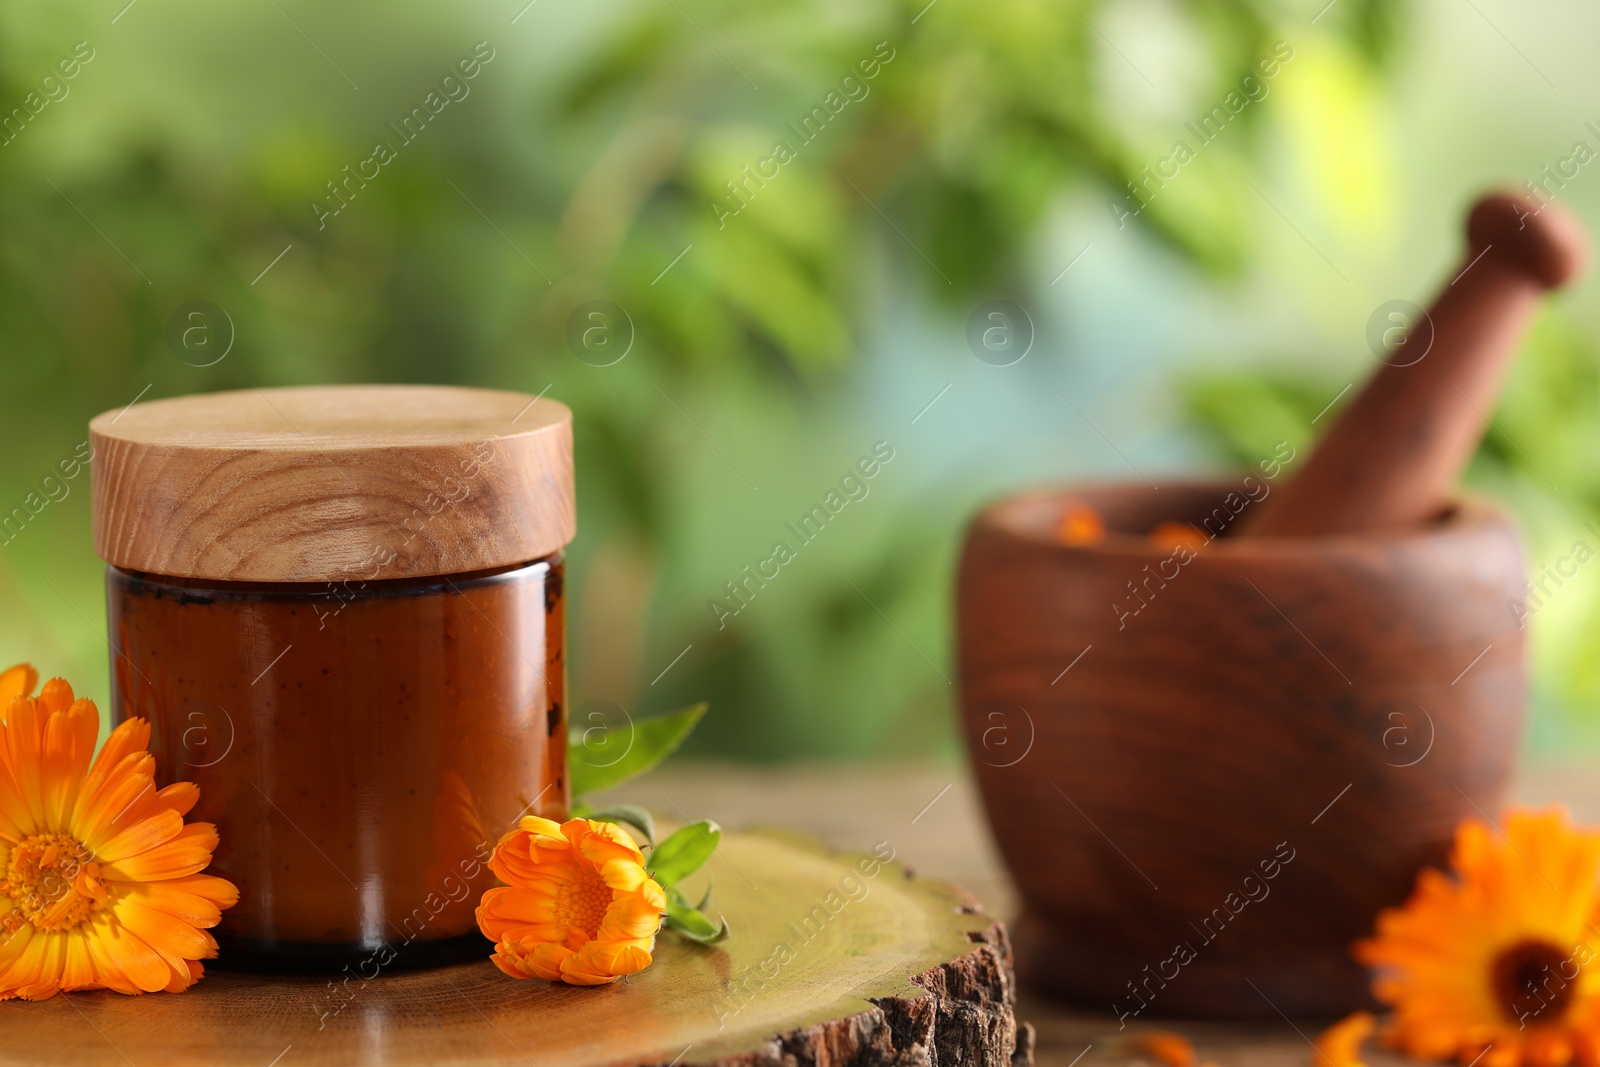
[1,832,1033,1067]
[718,920,1033,1067]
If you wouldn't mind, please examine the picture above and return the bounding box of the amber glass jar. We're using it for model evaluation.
[90,385,575,970]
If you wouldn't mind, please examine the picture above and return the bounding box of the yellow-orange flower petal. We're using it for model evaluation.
[0,664,38,709]
[1150,522,1208,554]
[0,666,235,1000]
[477,816,665,987]
[1355,808,1600,1067]
[1314,1012,1374,1067]
[1128,1031,1197,1067]
[1056,502,1105,546]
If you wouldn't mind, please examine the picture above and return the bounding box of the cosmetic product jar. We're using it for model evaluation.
[90,385,574,970]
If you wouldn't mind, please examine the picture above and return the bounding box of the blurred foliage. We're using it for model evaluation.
[0,0,1413,760]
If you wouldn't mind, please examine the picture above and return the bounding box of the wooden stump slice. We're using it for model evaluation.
[1,832,1033,1067]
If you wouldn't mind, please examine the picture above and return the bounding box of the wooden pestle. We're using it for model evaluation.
[1240,192,1588,539]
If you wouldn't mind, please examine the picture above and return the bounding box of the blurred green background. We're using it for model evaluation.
[4,0,1599,760]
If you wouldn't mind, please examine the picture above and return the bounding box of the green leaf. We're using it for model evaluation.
[696,879,714,912]
[568,703,708,797]
[664,884,729,944]
[587,804,656,846]
[647,820,721,886]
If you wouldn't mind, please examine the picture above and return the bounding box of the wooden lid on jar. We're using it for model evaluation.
[90,385,575,583]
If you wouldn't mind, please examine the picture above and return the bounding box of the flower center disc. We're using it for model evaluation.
[555,866,612,939]
[1491,939,1578,1025]
[3,832,107,933]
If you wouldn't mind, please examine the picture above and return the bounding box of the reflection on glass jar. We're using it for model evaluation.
[108,560,567,967]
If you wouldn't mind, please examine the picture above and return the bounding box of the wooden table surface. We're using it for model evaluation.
[4,758,1580,1066]
[608,758,1600,1067]
[4,828,1022,1067]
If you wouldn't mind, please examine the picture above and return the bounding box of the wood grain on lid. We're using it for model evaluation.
[90,385,575,583]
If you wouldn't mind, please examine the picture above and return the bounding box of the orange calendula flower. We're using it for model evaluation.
[477,816,666,986]
[1356,808,1600,1067]
[0,664,237,1000]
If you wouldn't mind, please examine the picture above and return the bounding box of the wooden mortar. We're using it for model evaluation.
[956,481,1525,1017]
[955,191,1584,1016]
